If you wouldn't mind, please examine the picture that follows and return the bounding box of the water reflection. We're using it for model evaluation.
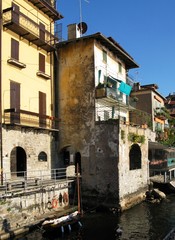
[17,194,175,240]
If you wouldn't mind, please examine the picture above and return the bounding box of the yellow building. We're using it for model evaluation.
[0,0,62,183]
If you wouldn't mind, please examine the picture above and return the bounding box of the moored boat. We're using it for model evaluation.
[42,210,83,232]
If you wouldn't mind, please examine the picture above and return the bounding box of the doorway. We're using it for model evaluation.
[10,147,27,177]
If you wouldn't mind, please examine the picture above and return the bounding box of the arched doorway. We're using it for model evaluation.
[10,147,27,177]
[75,152,82,174]
[129,144,142,170]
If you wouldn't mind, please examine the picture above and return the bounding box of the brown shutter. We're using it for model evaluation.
[10,81,20,123]
[12,3,19,24]
[39,53,45,73]
[39,22,45,41]
[11,38,19,60]
[39,91,46,127]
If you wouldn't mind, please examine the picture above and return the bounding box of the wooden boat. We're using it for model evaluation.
[42,210,82,232]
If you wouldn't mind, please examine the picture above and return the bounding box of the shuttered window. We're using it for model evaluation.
[39,53,45,73]
[39,91,46,127]
[39,22,45,41]
[11,38,19,60]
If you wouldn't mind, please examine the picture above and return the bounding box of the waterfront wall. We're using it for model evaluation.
[2,126,58,179]
[0,182,71,235]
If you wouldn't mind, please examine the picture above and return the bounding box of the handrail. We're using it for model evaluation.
[0,167,77,194]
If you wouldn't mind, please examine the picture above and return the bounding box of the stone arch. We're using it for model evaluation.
[129,143,142,170]
[10,146,27,177]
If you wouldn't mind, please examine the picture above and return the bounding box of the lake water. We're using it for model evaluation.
[17,194,175,240]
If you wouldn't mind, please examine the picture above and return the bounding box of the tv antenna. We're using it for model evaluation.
[78,0,89,36]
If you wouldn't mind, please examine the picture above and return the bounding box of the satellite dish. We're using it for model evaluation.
[78,22,88,34]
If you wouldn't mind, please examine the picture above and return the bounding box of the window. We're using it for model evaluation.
[118,62,122,73]
[39,91,46,127]
[98,70,101,83]
[37,53,50,79]
[38,151,47,161]
[102,50,107,63]
[39,53,45,73]
[10,81,20,123]
[104,110,109,120]
[7,38,26,68]
[39,22,45,41]
[129,144,142,170]
[11,38,19,60]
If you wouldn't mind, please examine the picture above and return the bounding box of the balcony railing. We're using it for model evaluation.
[3,7,57,52]
[4,108,59,131]
[96,86,123,102]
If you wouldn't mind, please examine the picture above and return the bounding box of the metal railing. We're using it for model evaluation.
[4,108,59,130]
[0,167,76,194]
[3,8,57,51]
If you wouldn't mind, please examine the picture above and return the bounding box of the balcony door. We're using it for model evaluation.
[39,22,45,42]
[10,81,20,124]
[12,3,19,24]
[39,91,46,128]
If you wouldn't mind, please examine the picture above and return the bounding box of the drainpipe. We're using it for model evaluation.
[0,1,3,185]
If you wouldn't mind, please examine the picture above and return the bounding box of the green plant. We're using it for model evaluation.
[128,132,145,144]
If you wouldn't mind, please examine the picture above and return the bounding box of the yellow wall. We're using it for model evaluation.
[2,0,53,118]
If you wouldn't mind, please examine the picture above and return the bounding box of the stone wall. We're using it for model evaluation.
[2,126,58,178]
[0,182,70,233]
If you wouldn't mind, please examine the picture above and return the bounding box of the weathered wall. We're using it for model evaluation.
[0,183,70,233]
[57,38,95,151]
[2,126,58,177]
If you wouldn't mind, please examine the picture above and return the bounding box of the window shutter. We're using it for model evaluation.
[11,38,19,60]
[39,53,45,73]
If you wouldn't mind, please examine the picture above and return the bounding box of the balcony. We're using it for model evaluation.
[154,107,168,121]
[27,0,63,20]
[4,108,59,131]
[95,84,123,103]
[3,7,57,52]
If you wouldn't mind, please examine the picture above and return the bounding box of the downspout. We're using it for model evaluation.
[0,1,3,185]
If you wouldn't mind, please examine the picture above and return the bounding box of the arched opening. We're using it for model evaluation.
[38,151,47,161]
[129,144,142,170]
[75,152,82,174]
[10,147,27,177]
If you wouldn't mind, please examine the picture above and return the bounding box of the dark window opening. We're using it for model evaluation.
[38,151,47,161]
[63,151,70,166]
[129,144,142,170]
[75,152,82,174]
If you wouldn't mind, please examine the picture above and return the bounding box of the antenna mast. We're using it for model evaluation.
[79,0,83,36]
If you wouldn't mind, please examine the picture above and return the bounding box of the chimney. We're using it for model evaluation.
[67,24,80,40]
[133,82,140,91]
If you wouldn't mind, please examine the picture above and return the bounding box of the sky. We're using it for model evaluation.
[56,0,175,98]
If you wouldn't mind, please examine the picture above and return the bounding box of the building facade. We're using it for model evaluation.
[0,0,62,182]
[130,83,167,133]
[55,25,154,210]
